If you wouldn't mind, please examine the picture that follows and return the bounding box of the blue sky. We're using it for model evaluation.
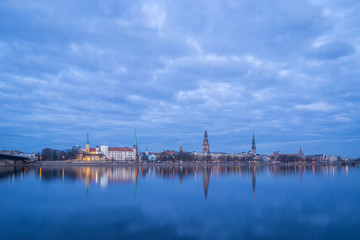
[0,0,359,157]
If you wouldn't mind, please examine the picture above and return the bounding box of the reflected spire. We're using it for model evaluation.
[203,166,210,199]
[133,179,137,200]
[252,166,256,200]
[180,171,183,188]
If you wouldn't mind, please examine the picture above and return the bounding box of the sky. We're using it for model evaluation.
[0,0,359,157]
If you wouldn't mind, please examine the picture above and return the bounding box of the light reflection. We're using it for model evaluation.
[312,166,315,176]
[203,167,210,199]
[1,165,357,200]
[252,166,256,200]
[346,166,348,176]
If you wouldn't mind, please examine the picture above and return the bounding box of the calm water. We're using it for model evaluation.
[1,165,360,240]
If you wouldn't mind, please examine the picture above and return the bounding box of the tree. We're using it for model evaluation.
[41,148,52,161]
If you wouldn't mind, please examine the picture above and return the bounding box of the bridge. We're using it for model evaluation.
[0,152,34,164]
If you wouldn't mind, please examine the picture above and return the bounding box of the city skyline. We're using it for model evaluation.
[1,1,360,157]
[31,130,341,158]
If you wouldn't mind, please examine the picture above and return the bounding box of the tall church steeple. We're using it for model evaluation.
[133,129,138,160]
[180,142,183,153]
[298,146,304,156]
[251,130,256,154]
[85,131,90,152]
[202,130,210,153]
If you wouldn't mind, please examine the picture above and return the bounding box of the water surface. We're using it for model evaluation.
[1,165,359,240]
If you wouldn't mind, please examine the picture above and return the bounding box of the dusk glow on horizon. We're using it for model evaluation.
[1,1,359,157]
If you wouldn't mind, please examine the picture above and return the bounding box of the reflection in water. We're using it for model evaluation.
[0,164,357,200]
[252,166,256,200]
[203,166,210,199]
[1,164,360,240]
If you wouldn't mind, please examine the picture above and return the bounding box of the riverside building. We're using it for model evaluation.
[78,132,106,161]
[78,131,138,161]
[202,130,210,153]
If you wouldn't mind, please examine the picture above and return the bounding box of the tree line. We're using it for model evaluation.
[41,148,79,161]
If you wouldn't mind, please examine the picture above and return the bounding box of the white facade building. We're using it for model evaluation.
[97,145,137,161]
[100,145,109,158]
[108,147,136,161]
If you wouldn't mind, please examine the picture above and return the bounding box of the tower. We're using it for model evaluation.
[202,130,210,153]
[251,130,256,154]
[133,129,138,160]
[85,131,90,152]
[298,146,304,156]
[180,142,183,153]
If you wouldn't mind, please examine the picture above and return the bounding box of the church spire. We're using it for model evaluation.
[133,128,138,147]
[202,130,210,153]
[180,142,183,153]
[85,131,90,152]
[251,130,256,154]
[298,146,304,156]
[133,129,138,160]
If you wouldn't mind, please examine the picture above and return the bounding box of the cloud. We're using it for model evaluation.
[295,101,337,112]
[186,37,202,54]
[176,80,243,107]
[141,2,167,35]
[0,0,359,157]
[307,41,355,60]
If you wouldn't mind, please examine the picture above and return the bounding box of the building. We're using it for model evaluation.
[180,143,183,153]
[72,145,81,152]
[78,131,137,161]
[77,132,106,161]
[251,131,256,154]
[108,147,135,161]
[82,152,106,161]
[202,130,210,153]
[298,147,304,156]
[79,145,106,161]
[102,130,138,161]
[100,145,137,161]
[323,155,341,162]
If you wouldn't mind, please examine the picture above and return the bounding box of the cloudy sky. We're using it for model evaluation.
[1,0,359,157]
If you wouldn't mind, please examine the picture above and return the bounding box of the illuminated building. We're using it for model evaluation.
[108,147,135,161]
[298,147,304,156]
[106,130,138,161]
[251,131,256,154]
[78,131,138,161]
[77,132,106,161]
[202,130,210,153]
[180,143,183,153]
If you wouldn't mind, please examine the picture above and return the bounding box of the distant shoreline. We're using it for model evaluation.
[2,160,359,167]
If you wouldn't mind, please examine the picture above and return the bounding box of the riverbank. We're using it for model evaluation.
[2,160,358,167]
